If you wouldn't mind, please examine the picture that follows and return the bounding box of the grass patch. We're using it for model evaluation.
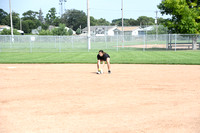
[0,51,200,65]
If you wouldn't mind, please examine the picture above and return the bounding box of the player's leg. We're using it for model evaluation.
[106,58,111,73]
[102,61,105,67]
[100,60,105,73]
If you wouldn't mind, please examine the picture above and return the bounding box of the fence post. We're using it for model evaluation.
[175,34,177,52]
[143,35,146,51]
[146,35,148,49]
[30,37,32,53]
[169,34,172,50]
[10,36,12,48]
[117,32,119,52]
[71,36,74,49]
[88,36,91,52]
[0,37,1,53]
[105,35,107,49]
[59,36,61,53]
[166,34,168,50]
[54,36,57,49]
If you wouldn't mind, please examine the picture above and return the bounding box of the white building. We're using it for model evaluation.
[0,25,10,32]
[0,25,24,35]
[114,26,141,36]
[82,26,155,36]
[138,26,154,35]
[82,26,117,36]
[47,25,76,35]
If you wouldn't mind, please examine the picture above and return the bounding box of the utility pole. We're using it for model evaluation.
[155,10,158,40]
[87,0,91,50]
[9,0,13,37]
[121,0,124,48]
[20,17,22,31]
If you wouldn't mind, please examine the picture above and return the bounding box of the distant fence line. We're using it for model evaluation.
[0,34,199,52]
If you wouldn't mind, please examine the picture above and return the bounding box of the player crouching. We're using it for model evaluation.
[97,50,111,74]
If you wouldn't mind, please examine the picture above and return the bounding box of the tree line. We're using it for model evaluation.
[0,0,199,42]
[0,7,167,35]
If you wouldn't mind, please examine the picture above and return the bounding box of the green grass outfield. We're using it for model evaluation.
[0,51,200,65]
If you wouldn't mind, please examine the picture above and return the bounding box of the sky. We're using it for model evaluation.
[0,0,168,22]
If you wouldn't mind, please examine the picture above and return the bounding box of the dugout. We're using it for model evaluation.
[167,34,200,50]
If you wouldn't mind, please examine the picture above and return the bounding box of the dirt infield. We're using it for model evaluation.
[0,64,200,133]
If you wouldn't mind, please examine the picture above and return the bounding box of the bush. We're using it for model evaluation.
[76,28,81,35]
[52,24,68,36]
[22,20,38,33]
[68,28,73,35]
[39,23,75,36]
[0,28,21,35]
[147,25,168,34]
[41,23,49,30]
[39,29,52,35]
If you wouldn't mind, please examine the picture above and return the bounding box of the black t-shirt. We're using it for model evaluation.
[97,53,110,61]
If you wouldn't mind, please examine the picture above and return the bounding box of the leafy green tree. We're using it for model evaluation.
[76,28,81,35]
[61,9,87,31]
[22,10,41,33]
[45,8,60,26]
[21,20,30,33]
[147,25,168,34]
[157,17,167,25]
[137,16,155,27]
[0,9,8,25]
[128,18,140,26]
[111,18,130,26]
[41,23,49,30]
[90,16,97,26]
[22,20,37,33]
[22,10,39,21]
[111,18,120,26]
[68,28,73,35]
[38,8,44,23]
[158,0,200,49]
[0,28,21,35]
[53,17,61,26]
[84,16,109,26]
[39,29,52,35]
[39,24,71,35]
[52,24,68,35]
[111,17,157,26]
[3,11,20,29]
[96,18,110,26]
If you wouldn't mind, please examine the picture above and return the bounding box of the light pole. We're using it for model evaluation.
[20,17,22,31]
[9,0,13,37]
[59,0,67,16]
[87,0,91,50]
[121,0,124,48]
[155,10,158,40]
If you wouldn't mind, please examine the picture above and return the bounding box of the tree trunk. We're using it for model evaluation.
[192,35,197,50]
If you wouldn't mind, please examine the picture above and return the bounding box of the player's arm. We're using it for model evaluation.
[97,60,101,70]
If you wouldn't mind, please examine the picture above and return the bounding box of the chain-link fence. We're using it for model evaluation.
[0,34,199,52]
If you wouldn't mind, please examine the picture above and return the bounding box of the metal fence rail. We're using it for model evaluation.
[0,34,199,52]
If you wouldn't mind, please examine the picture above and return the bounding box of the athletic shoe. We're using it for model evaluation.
[108,70,111,74]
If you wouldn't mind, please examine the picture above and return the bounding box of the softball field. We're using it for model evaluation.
[0,64,200,133]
